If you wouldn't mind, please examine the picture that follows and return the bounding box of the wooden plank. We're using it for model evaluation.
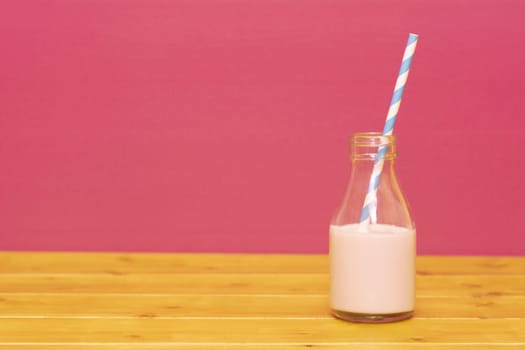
[0,345,524,350]
[0,253,326,274]
[0,318,523,343]
[1,294,524,318]
[414,296,525,318]
[0,274,523,296]
[417,256,525,275]
[0,253,524,275]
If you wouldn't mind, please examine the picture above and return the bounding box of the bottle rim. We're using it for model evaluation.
[351,132,397,160]
[351,132,395,147]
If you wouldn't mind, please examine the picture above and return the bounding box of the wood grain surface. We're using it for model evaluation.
[0,253,523,349]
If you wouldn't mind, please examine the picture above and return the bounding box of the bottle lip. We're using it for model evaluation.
[351,132,395,147]
[351,132,397,160]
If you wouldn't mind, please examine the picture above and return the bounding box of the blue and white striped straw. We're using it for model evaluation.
[359,33,418,225]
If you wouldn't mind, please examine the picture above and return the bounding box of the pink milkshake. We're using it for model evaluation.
[330,224,415,321]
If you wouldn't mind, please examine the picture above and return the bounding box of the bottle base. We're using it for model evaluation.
[331,309,413,323]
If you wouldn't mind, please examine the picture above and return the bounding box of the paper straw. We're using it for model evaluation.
[359,33,418,225]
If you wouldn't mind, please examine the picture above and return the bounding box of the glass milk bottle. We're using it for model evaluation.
[330,132,416,323]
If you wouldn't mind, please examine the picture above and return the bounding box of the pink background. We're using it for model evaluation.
[1,0,524,255]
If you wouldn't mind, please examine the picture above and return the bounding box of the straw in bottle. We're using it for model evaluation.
[359,33,419,225]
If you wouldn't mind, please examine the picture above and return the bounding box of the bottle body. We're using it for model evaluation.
[330,132,415,323]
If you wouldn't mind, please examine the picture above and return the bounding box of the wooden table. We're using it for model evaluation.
[0,253,523,349]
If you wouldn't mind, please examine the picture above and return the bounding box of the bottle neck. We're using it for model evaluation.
[351,132,396,162]
[332,132,411,228]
